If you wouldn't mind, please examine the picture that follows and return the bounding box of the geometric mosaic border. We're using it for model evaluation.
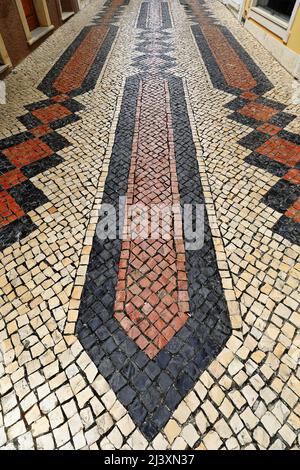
[0,0,128,251]
[185,0,300,247]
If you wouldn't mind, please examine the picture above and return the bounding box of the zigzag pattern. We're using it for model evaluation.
[183,0,300,246]
[0,0,128,251]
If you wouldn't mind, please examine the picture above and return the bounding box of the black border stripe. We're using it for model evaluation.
[76,75,231,440]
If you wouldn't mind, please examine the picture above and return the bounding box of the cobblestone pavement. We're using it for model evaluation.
[0,0,299,451]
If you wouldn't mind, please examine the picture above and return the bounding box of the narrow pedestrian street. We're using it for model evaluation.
[0,0,299,450]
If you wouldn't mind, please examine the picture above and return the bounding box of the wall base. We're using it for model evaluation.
[245,18,300,80]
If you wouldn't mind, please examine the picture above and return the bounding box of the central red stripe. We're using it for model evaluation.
[53,26,110,95]
[53,0,124,95]
[114,79,190,359]
[188,0,257,91]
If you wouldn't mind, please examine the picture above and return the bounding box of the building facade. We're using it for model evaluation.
[0,0,93,75]
[223,0,300,80]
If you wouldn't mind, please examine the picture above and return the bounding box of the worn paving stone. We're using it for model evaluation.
[0,0,299,451]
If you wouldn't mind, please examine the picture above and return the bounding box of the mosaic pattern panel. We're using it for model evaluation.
[183,0,300,246]
[0,0,128,251]
[76,0,231,440]
[0,0,300,452]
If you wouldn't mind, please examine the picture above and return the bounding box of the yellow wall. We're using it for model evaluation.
[243,1,300,55]
[287,6,300,54]
[244,0,252,14]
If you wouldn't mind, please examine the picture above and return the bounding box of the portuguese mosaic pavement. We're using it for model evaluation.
[0,0,299,451]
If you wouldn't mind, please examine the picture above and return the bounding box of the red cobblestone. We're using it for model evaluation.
[239,102,278,121]
[114,79,190,357]
[3,138,53,168]
[257,137,300,167]
[0,191,24,227]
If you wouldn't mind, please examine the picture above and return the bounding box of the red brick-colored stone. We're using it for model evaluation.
[3,138,53,168]
[257,137,300,167]
[239,102,278,121]
[0,191,25,228]
[0,169,27,190]
[114,79,190,358]
[32,103,71,124]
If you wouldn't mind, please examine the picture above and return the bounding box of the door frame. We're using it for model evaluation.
[15,0,54,45]
[248,0,300,42]
[57,0,77,21]
[0,33,12,72]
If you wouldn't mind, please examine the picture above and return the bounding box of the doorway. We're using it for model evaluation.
[21,0,40,31]
[59,0,76,21]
